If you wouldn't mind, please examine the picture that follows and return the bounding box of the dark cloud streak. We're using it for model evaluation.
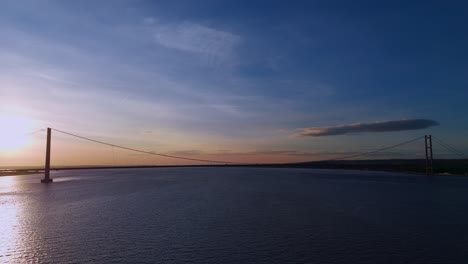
[294,119,439,137]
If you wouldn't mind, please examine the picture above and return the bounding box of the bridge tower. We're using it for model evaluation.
[41,128,53,183]
[425,135,433,175]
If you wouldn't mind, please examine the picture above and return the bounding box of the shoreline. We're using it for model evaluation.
[0,171,41,177]
[1,160,467,177]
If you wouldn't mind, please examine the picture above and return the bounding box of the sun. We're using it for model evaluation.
[0,115,34,154]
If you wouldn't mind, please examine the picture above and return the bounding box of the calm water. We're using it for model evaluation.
[1,168,468,263]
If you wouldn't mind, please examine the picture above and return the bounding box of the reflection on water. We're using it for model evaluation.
[0,176,17,192]
[0,174,52,263]
[2,168,468,263]
[0,176,20,263]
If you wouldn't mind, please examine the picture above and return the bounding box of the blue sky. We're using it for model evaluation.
[1,0,467,165]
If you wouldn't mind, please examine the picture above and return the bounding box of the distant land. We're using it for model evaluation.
[1,159,467,177]
[292,159,468,176]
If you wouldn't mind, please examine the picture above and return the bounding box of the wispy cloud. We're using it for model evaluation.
[294,119,439,137]
[151,21,240,61]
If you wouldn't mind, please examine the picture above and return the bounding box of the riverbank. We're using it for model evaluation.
[0,170,41,177]
[1,159,467,177]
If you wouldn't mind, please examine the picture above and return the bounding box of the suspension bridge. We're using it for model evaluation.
[2,127,467,182]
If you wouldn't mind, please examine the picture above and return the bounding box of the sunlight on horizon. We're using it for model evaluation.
[0,114,35,155]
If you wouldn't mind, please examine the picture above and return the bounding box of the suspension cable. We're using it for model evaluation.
[52,128,243,165]
[24,128,46,136]
[49,128,432,165]
[432,136,467,159]
[317,135,425,161]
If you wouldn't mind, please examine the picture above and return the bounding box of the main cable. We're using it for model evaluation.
[432,136,467,159]
[52,128,244,165]
[317,135,425,161]
[24,128,46,136]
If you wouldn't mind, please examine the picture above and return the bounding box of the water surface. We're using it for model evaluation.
[1,167,468,263]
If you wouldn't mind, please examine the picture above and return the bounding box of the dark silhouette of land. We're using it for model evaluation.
[1,159,467,177]
[293,159,468,175]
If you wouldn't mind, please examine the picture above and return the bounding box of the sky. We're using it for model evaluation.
[1,0,467,166]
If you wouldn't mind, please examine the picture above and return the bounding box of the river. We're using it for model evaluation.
[1,167,468,263]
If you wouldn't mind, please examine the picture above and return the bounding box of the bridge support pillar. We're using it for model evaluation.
[41,128,53,183]
[425,135,433,175]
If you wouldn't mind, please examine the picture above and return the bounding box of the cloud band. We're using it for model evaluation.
[294,119,439,137]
